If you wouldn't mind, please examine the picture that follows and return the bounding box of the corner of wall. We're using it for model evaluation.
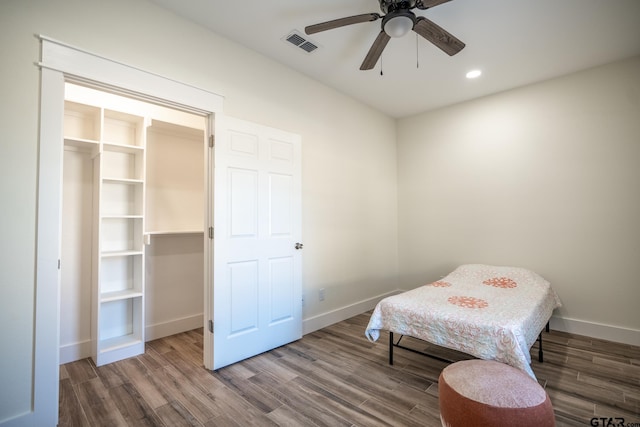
[302,289,403,335]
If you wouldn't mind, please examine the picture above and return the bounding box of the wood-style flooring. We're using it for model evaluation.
[59,312,640,426]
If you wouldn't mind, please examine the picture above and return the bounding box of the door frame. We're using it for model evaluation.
[34,36,222,426]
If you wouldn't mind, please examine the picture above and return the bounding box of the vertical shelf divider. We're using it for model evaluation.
[92,108,148,367]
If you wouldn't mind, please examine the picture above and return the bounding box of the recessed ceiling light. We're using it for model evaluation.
[466,69,482,79]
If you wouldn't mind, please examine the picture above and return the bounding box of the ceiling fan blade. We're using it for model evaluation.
[416,0,452,9]
[360,31,391,70]
[413,17,465,56]
[305,13,381,35]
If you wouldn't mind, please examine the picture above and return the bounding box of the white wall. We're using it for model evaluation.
[0,0,398,422]
[145,234,204,340]
[397,56,640,339]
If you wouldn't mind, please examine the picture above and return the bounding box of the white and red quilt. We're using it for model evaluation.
[365,264,562,379]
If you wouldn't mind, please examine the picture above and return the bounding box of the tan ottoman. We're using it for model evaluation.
[438,360,555,427]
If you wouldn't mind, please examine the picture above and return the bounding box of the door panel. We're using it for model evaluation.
[229,260,259,336]
[229,168,258,237]
[269,174,293,236]
[269,256,295,324]
[212,115,302,370]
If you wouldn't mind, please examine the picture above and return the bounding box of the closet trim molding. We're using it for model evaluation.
[38,35,224,115]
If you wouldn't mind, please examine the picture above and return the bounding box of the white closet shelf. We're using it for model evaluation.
[64,136,100,147]
[102,177,144,184]
[103,142,145,153]
[100,289,143,303]
[99,335,143,353]
[145,230,204,236]
[100,250,143,257]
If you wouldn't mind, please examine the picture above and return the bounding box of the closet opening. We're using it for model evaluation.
[60,82,208,366]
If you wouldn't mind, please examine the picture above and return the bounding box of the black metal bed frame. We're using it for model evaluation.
[388,322,551,366]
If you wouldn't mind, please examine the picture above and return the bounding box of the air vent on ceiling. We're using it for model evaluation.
[282,30,320,54]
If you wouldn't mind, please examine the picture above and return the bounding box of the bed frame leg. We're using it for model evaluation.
[389,332,394,365]
[538,332,543,363]
[538,321,550,363]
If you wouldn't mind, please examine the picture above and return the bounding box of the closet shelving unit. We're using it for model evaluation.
[61,84,207,365]
[144,119,205,237]
[64,101,149,366]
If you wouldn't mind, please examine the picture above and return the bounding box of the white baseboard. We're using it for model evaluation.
[60,307,637,367]
[302,290,402,335]
[0,411,32,427]
[550,316,639,346]
[59,339,92,365]
[59,314,204,364]
[145,314,204,341]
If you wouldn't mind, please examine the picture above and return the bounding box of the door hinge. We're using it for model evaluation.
[58,259,61,270]
[209,227,214,239]
[209,135,215,148]
[208,320,214,333]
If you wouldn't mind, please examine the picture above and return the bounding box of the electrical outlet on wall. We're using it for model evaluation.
[319,288,325,301]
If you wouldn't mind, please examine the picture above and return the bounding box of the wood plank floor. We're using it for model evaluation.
[59,312,640,426]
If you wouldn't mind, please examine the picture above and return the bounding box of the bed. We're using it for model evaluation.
[365,264,562,379]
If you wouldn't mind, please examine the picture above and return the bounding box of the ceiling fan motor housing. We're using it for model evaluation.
[379,0,417,14]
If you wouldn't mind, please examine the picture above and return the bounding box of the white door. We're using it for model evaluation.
[212,115,302,370]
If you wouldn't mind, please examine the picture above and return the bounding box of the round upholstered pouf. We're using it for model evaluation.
[438,360,555,427]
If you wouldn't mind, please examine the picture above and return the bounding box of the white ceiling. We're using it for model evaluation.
[150,0,640,118]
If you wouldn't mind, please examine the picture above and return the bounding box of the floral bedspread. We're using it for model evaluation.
[365,264,562,379]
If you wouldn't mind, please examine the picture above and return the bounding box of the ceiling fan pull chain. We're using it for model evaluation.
[416,33,420,69]
[380,55,384,76]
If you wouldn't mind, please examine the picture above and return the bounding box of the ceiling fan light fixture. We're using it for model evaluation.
[384,15,414,37]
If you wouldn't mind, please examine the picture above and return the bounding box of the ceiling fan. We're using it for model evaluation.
[305,0,465,70]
